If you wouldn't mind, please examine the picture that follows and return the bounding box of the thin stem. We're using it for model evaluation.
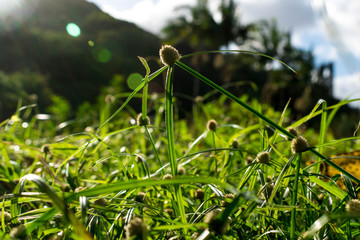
[175,60,360,185]
[165,67,177,176]
[290,153,301,240]
[144,126,164,174]
[164,66,187,225]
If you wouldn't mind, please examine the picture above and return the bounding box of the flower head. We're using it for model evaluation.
[231,139,239,149]
[136,113,150,126]
[206,119,218,131]
[10,225,27,239]
[0,211,11,223]
[162,174,172,180]
[286,127,299,140]
[204,208,231,235]
[346,199,360,216]
[194,189,205,200]
[256,151,271,165]
[124,217,148,240]
[291,136,309,154]
[159,45,181,66]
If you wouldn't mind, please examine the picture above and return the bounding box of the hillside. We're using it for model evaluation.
[0,0,161,118]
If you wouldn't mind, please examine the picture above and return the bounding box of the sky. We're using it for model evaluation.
[86,0,360,108]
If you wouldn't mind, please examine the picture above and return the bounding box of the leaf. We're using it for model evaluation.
[308,175,347,200]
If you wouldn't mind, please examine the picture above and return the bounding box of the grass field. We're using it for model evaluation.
[1,46,360,239]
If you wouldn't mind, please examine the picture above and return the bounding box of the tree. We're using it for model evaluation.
[162,0,251,50]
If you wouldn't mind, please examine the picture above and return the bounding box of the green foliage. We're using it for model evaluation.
[1,48,360,240]
[0,71,52,119]
[0,0,161,120]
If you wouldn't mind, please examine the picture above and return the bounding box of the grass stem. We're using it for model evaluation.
[290,153,301,239]
[165,66,187,225]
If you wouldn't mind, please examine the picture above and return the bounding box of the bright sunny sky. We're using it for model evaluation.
[87,0,360,108]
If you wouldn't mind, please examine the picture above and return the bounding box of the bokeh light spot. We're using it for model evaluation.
[98,49,112,63]
[88,40,94,47]
[66,23,81,37]
[127,73,143,90]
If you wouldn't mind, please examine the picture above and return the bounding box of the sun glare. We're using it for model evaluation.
[0,0,37,32]
[0,0,23,15]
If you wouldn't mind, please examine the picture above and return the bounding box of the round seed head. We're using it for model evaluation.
[105,94,115,104]
[159,45,181,66]
[246,156,253,165]
[162,174,172,180]
[221,193,235,206]
[231,139,239,148]
[206,119,218,131]
[124,217,148,240]
[291,136,309,154]
[10,225,27,239]
[346,199,360,216]
[41,144,51,155]
[287,127,299,138]
[194,189,205,200]
[135,192,146,203]
[204,208,222,224]
[178,166,186,175]
[94,198,107,206]
[256,151,271,165]
[136,113,150,126]
[204,208,231,235]
[164,208,174,217]
[1,211,11,223]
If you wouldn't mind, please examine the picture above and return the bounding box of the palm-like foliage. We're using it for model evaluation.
[162,0,251,50]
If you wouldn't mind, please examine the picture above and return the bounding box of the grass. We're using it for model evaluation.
[1,46,360,239]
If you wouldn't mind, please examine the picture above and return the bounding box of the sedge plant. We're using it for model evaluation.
[2,44,360,239]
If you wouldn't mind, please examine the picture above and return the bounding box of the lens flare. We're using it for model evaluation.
[66,23,81,37]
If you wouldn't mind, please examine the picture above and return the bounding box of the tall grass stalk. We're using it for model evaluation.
[290,153,302,240]
[164,66,187,225]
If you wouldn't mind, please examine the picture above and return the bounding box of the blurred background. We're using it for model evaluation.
[0,0,359,136]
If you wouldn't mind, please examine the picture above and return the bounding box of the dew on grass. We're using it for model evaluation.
[12,145,20,151]
[130,118,136,125]
[36,114,51,120]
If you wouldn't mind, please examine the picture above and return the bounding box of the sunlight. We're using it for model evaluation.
[0,0,38,32]
[0,0,23,15]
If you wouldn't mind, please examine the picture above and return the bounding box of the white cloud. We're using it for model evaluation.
[99,0,196,34]
[240,0,315,31]
[325,1,360,58]
[334,72,360,108]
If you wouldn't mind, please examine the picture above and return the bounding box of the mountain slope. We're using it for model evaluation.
[0,0,161,117]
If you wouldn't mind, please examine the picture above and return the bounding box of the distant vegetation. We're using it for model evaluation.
[0,0,160,119]
[1,0,360,239]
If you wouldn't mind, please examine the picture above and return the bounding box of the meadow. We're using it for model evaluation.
[1,45,360,240]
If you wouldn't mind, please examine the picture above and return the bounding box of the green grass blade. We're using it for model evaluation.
[290,154,302,240]
[69,176,237,200]
[97,65,167,133]
[138,56,151,120]
[165,66,177,176]
[164,66,187,225]
[175,61,360,185]
[180,50,297,73]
